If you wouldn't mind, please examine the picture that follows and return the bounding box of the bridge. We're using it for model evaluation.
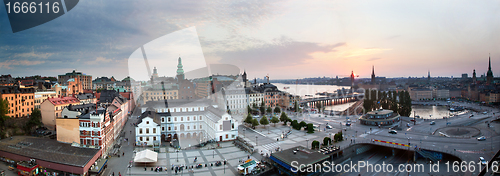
[299,93,363,107]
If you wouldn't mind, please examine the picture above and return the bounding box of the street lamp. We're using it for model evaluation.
[176,150,179,162]
[306,139,309,149]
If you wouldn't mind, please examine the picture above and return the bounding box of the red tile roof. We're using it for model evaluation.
[47,97,80,105]
[119,92,132,100]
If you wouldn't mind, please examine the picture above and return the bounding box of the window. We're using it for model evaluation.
[146,137,149,141]
[194,125,196,129]
[153,137,156,141]
[174,117,177,121]
[220,125,222,130]
[174,126,177,130]
[181,117,183,121]
[187,126,190,130]
[162,127,165,131]
[146,120,149,124]
[140,137,143,141]
[139,128,143,134]
[153,128,156,133]
[232,123,234,129]
[200,116,202,120]
[168,117,171,122]
[226,134,228,139]
[168,127,171,131]
[146,128,149,134]
[187,117,189,121]
[162,118,164,122]
[200,125,202,129]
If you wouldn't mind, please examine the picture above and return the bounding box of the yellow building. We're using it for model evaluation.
[0,85,35,118]
[142,89,178,103]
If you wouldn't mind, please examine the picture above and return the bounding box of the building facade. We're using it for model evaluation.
[58,70,92,90]
[40,97,81,130]
[0,85,35,118]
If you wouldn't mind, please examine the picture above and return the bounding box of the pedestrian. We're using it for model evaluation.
[118,172,121,176]
[112,172,114,176]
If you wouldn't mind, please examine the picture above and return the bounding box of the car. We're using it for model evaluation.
[430,121,435,125]
[326,125,332,129]
[347,119,351,122]
[389,130,397,134]
[477,136,486,141]
[345,123,351,126]
[479,157,487,165]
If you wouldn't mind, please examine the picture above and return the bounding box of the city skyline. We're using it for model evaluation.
[0,0,499,79]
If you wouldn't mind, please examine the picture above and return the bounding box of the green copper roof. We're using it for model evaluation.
[176,57,184,75]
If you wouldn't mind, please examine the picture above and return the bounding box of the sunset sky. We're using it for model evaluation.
[0,0,499,80]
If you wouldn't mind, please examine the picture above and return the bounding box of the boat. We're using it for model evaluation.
[283,87,290,89]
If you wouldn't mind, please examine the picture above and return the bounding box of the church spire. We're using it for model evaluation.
[487,53,493,84]
[371,65,375,84]
[176,56,185,80]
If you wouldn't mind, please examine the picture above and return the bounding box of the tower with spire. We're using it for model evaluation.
[427,70,431,83]
[242,70,248,88]
[472,69,477,83]
[176,57,185,80]
[487,54,493,85]
[371,65,375,84]
[152,67,158,78]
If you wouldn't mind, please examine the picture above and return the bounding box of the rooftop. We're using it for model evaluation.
[271,146,328,171]
[366,109,394,115]
[0,136,100,167]
[46,97,80,105]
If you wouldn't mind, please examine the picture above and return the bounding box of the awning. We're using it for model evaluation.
[133,149,158,163]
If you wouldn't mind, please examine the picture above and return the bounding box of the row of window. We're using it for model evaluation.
[80,130,101,136]
[7,107,33,114]
[155,107,205,113]
[80,138,101,146]
[138,128,157,134]
[138,136,157,142]
[4,95,34,101]
[160,116,203,123]
[80,122,100,128]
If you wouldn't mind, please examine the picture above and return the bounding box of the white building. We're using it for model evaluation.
[223,86,247,115]
[140,99,238,147]
[135,115,161,146]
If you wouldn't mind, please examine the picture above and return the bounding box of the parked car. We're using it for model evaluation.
[326,125,332,129]
[345,123,351,126]
[389,130,397,134]
[479,157,487,165]
[477,136,486,141]
[430,121,435,125]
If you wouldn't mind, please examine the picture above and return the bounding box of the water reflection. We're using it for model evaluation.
[411,105,465,119]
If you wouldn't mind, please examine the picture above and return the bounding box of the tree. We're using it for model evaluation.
[279,112,288,123]
[245,113,253,124]
[291,120,300,130]
[323,137,331,146]
[294,101,299,112]
[251,118,260,128]
[0,99,9,128]
[259,106,266,115]
[266,107,272,114]
[306,123,314,133]
[311,140,320,149]
[247,105,253,115]
[274,107,281,114]
[270,116,279,126]
[315,102,323,112]
[260,115,269,125]
[299,121,307,129]
[24,108,42,134]
[334,131,343,142]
